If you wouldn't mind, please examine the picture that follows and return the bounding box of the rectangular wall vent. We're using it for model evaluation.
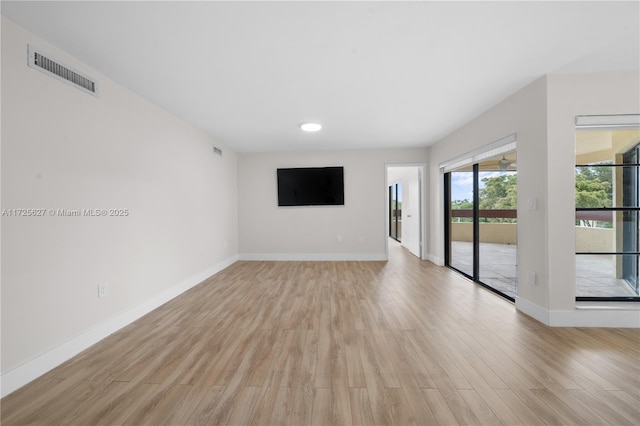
[27,45,98,97]
[213,146,223,156]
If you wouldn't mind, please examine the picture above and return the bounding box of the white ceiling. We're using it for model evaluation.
[2,1,639,152]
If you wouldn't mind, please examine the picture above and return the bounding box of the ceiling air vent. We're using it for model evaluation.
[213,146,222,156]
[27,45,98,97]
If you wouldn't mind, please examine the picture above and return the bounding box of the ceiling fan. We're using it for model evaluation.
[475,156,517,171]
[497,155,517,171]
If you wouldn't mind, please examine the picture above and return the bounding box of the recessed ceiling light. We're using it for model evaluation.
[300,122,322,132]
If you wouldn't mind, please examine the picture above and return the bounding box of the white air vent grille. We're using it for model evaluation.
[27,45,98,96]
[213,147,222,156]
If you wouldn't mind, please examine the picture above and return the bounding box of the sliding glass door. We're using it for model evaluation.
[445,152,518,300]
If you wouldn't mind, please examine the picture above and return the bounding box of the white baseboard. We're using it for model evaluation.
[0,255,237,398]
[516,296,640,328]
[426,253,444,266]
[549,306,640,328]
[515,297,550,325]
[238,252,388,261]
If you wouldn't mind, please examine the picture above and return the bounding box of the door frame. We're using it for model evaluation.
[385,163,426,260]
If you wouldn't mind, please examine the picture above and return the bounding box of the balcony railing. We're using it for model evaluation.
[451,209,613,222]
[450,209,516,219]
[450,208,614,251]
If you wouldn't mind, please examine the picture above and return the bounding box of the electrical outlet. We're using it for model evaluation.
[527,272,537,285]
[98,283,108,299]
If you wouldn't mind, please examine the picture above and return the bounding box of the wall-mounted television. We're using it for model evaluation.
[277,166,344,206]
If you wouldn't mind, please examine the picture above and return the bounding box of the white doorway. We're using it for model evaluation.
[387,165,424,259]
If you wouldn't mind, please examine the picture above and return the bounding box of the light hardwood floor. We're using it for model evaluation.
[2,242,639,425]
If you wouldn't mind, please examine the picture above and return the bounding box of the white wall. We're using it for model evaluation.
[1,17,238,395]
[238,149,428,260]
[428,71,640,327]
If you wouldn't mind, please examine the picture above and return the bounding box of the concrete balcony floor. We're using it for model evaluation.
[450,241,517,299]
[576,255,638,297]
[449,241,638,299]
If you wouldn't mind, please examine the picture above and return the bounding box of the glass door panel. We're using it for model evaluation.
[478,166,517,299]
[448,169,474,277]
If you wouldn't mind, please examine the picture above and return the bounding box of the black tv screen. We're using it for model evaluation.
[277,167,344,206]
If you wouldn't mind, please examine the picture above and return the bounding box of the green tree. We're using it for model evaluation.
[479,175,517,210]
[575,166,612,227]
[575,167,612,208]
[451,199,473,209]
[479,174,517,223]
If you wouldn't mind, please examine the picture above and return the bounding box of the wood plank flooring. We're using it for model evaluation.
[2,242,639,425]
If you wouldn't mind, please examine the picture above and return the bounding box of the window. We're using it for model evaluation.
[575,117,640,301]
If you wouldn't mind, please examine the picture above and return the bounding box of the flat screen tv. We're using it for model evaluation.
[277,167,344,206]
